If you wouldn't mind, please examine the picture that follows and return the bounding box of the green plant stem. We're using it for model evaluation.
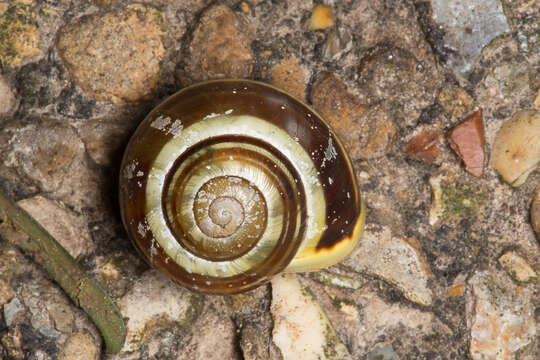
[0,188,126,354]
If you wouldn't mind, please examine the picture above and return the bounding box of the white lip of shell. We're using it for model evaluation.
[144,114,326,277]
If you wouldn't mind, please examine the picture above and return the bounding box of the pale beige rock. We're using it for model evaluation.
[18,196,93,259]
[467,270,536,360]
[57,4,166,105]
[271,274,352,360]
[491,110,540,186]
[58,331,99,360]
[498,251,537,283]
[116,270,199,354]
[342,225,433,306]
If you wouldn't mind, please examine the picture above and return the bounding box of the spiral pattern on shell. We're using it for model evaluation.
[119,80,364,294]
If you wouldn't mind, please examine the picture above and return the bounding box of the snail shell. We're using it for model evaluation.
[119,80,365,294]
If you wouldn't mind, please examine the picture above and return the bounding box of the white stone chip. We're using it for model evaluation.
[271,274,352,360]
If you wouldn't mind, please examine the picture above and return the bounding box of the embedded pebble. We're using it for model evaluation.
[57,4,166,105]
[3,297,24,327]
[18,196,93,259]
[180,5,254,84]
[431,0,510,76]
[5,120,84,193]
[467,270,536,360]
[116,270,202,354]
[3,118,102,212]
[403,129,441,163]
[437,84,474,118]
[342,225,433,306]
[57,331,99,360]
[312,73,396,159]
[498,251,537,283]
[176,305,239,360]
[270,57,307,101]
[307,4,334,30]
[447,110,486,177]
[491,110,540,186]
[473,36,534,121]
[271,274,352,360]
[357,46,440,127]
[0,7,40,66]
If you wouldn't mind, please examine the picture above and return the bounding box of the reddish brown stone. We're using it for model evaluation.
[181,5,254,84]
[404,130,441,163]
[270,57,307,101]
[447,110,486,177]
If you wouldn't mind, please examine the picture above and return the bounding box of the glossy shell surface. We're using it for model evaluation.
[119,80,364,294]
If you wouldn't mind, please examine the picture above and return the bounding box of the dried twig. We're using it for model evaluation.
[0,188,126,354]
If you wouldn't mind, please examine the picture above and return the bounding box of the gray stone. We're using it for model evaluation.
[3,297,24,327]
[431,0,510,77]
